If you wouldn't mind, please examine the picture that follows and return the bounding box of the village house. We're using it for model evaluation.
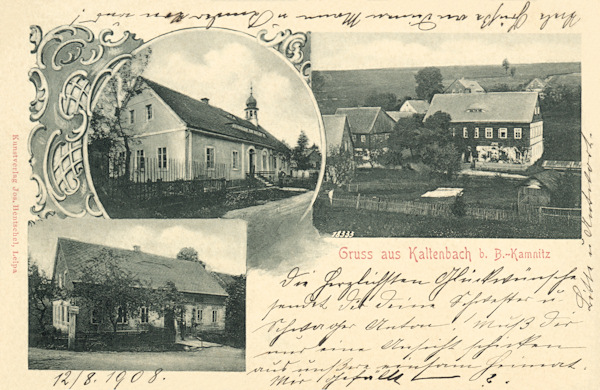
[525,78,547,94]
[322,114,354,154]
[115,77,290,183]
[334,107,395,158]
[425,92,544,166]
[387,100,430,122]
[399,99,430,114]
[51,238,230,339]
[444,78,485,94]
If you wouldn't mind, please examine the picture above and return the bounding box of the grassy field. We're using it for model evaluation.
[313,199,580,239]
[313,62,581,114]
[347,168,523,210]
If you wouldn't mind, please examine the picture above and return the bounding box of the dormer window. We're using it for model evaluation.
[466,108,484,113]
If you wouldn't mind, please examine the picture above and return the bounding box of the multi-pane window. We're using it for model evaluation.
[474,128,480,138]
[140,307,149,323]
[514,128,522,139]
[136,150,145,171]
[158,147,167,169]
[146,104,153,121]
[129,109,135,124]
[499,128,508,139]
[212,310,218,323]
[262,151,268,170]
[352,135,357,143]
[463,127,468,138]
[485,128,493,139]
[232,151,239,169]
[360,135,366,143]
[117,307,127,324]
[206,147,215,169]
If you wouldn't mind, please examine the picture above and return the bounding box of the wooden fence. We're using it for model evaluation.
[110,157,230,183]
[322,193,581,224]
[105,178,229,202]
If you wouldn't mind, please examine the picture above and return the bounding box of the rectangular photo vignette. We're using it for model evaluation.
[27,218,246,372]
[312,33,582,239]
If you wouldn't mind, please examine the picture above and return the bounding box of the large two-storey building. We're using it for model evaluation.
[425,92,544,165]
[113,78,290,182]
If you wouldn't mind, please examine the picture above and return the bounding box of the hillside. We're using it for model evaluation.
[313,62,581,114]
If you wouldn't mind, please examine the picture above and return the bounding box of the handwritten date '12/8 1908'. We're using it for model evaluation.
[53,369,165,389]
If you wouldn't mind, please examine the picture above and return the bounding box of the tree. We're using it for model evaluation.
[424,111,452,132]
[367,135,390,168]
[421,142,462,179]
[364,91,399,111]
[72,249,153,334]
[451,193,467,217]
[388,114,422,161]
[291,131,311,170]
[176,247,206,267]
[502,58,510,74]
[176,247,198,261]
[510,66,517,77]
[551,172,580,208]
[224,275,246,348]
[415,67,444,102]
[89,48,152,181]
[326,146,355,186]
[28,261,56,333]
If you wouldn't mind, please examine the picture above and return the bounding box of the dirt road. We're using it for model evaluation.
[223,191,331,270]
[28,347,245,371]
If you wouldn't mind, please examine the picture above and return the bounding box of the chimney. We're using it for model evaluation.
[133,245,141,252]
[201,98,209,104]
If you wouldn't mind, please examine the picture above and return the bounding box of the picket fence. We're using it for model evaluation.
[323,193,580,224]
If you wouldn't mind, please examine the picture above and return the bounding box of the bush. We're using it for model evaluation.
[450,194,467,217]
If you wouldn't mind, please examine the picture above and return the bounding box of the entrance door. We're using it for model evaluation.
[248,150,256,177]
[164,310,176,343]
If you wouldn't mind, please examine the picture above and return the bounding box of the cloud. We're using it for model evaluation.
[144,32,321,147]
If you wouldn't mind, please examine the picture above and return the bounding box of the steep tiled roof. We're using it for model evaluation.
[425,92,539,123]
[334,107,382,134]
[458,79,484,91]
[386,111,413,122]
[56,238,228,297]
[445,78,485,93]
[402,100,430,114]
[142,77,289,153]
[322,114,350,149]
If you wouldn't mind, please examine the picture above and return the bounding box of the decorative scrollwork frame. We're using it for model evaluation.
[28,25,312,219]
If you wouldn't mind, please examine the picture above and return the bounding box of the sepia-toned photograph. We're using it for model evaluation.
[87,28,322,219]
[28,218,246,371]
[312,33,582,238]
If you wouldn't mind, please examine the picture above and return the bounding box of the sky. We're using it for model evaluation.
[28,217,246,276]
[312,33,581,70]
[142,29,322,148]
